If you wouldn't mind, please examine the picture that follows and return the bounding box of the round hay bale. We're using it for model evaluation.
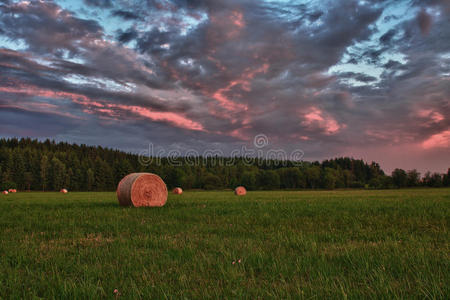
[173,187,183,195]
[234,186,247,196]
[117,173,168,207]
[8,189,15,193]
[2,191,8,195]
[60,189,68,194]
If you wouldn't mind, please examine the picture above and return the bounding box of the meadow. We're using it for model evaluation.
[0,189,448,299]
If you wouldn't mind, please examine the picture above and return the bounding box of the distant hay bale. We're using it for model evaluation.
[2,191,8,195]
[234,186,247,196]
[173,187,183,195]
[117,173,168,207]
[60,189,68,194]
[8,189,16,193]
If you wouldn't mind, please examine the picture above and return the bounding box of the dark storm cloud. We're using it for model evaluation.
[0,1,103,56]
[383,60,404,69]
[83,0,112,8]
[0,0,449,172]
[0,47,195,115]
[111,10,140,20]
[116,28,139,44]
[339,72,377,83]
[125,0,381,99]
[379,29,396,44]
[307,11,323,22]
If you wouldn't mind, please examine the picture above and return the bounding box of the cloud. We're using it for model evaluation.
[0,1,103,56]
[111,10,140,20]
[339,72,377,83]
[417,9,432,35]
[0,0,449,172]
[379,29,396,44]
[83,0,112,8]
[300,107,344,136]
[422,130,450,149]
[116,28,139,43]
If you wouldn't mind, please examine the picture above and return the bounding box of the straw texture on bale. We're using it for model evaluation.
[2,191,8,195]
[234,186,247,196]
[173,187,183,195]
[60,189,68,194]
[117,173,168,207]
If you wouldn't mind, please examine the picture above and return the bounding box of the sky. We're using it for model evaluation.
[0,0,449,174]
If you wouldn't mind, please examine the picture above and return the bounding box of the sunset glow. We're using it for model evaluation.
[0,0,449,173]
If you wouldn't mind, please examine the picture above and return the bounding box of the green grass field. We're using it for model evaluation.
[0,189,449,299]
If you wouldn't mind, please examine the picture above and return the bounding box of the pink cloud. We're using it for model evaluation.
[288,133,310,141]
[111,104,204,131]
[210,63,268,113]
[229,128,249,140]
[230,10,245,28]
[301,107,343,135]
[365,129,389,141]
[422,130,450,149]
[365,128,417,145]
[208,9,246,42]
[207,55,227,72]
[416,109,444,125]
[0,85,104,107]
[211,88,248,112]
[0,83,204,132]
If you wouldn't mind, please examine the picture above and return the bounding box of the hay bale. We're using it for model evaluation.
[117,173,168,207]
[2,191,8,195]
[8,189,16,193]
[60,189,68,194]
[234,186,247,196]
[173,187,183,195]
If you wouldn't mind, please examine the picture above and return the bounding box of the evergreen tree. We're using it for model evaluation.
[241,170,257,190]
[50,157,66,191]
[258,170,280,190]
[203,173,222,190]
[24,172,33,191]
[0,138,448,191]
[66,168,73,190]
[12,149,25,189]
[86,168,95,191]
[40,155,49,191]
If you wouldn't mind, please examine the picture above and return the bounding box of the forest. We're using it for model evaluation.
[0,138,449,191]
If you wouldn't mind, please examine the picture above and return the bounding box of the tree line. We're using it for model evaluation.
[0,138,449,191]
